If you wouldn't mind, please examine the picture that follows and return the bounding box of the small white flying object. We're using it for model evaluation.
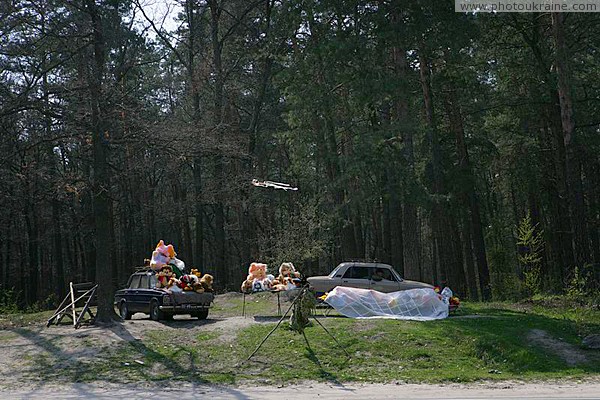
[251,179,298,191]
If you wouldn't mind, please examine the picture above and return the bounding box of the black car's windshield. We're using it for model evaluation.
[139,274,150,289]
[129,275,141,289]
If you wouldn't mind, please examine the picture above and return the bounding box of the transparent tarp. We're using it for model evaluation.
[324,286,452,321]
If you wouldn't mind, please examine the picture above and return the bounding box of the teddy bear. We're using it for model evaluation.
[200,274,214,292]
[190,268,202,278]
[241,278,253,293]
[241,262,273,293]
[186,269,205,292]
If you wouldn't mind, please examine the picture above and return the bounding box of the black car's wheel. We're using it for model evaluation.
[192,309,209,320]
[150,300,164,321]
[119,301,132,320]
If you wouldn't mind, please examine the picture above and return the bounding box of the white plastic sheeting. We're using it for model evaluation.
[324,286,452,321]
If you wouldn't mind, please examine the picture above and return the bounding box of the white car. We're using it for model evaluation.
[307,262,433,295]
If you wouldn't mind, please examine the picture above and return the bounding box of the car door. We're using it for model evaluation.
[370,267,401,293]
[137,274,152,313]
[127,275,142,312]
[341,266,372,289]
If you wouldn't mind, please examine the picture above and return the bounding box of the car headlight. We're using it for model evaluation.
[162,295,171,305]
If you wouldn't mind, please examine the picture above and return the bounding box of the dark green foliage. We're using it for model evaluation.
[0,1,599,307]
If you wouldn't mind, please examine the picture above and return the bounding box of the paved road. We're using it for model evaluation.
[2,381,599,399]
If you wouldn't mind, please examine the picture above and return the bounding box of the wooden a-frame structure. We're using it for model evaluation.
[46,282,98,329]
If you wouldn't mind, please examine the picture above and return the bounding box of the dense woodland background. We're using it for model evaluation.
[1,0,599,318]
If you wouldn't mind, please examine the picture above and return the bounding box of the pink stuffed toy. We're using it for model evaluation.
[150,240,176,271]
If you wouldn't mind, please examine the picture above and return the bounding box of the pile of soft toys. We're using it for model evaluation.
[434,285,460,310]
[149,240,214,293]
[241,262,301,293]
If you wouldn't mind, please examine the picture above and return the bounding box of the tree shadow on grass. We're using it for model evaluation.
[107,321,225,383]
[7,321,248,393]
[301,330,343,384]
[442,308,600,375]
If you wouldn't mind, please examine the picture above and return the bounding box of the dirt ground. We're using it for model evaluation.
[2,380,600,399]
[0,293,598,398]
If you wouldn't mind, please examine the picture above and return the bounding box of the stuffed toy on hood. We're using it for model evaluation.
[179,274,196,291]
[156,265,174,289]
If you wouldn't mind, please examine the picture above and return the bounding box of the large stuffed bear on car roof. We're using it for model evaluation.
[150,240,185,278]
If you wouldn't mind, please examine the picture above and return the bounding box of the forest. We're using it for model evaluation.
[1,0,599,320]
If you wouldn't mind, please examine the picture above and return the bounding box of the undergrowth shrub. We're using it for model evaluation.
[0,288,21,314]
[489,246,526,301]
[566,264,600,307]
[516,212,544,297]
[490,272,527,301]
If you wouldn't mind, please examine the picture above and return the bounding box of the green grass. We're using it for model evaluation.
[0,309,55,328]
[225,304,599,384]
[2,296,599,385]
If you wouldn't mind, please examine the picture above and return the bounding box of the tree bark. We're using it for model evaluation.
[86,0,116,322]
[24,199,39,306]
[418,49,446,284]
[444,90,490,299]
[391,45,419,279]
[551,12,589,267]
[209,0,226,281]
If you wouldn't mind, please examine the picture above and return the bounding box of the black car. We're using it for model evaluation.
[114,270,215,321]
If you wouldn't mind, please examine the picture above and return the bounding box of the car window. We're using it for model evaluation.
[149,275,158,288]
[343,267,370,279]
[372,267,397,281]
[129,275,141,289]
[140,275,150,289]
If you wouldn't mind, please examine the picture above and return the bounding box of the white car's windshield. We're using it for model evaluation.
[328,265,342,277]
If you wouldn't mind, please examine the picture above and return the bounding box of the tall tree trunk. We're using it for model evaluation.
[391,45,419,279]
[209,0,226,281]
[444,90,490,300]
[551,12,589,267]
[389,195,404,272]
[418,49,446,284]
[24,199,39,305]
[184,0,206,271]
[587,158,600,262]
[51,200,65,297]
[382,178,392,264]
[460,217,479,299]
[87,0,115,322]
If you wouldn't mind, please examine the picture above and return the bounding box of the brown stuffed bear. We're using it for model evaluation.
[200,274,214,292]
[241,262,270,293]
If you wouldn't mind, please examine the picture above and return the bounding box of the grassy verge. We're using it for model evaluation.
[2,295,599,385]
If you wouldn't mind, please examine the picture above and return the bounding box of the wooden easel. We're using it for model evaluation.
[46,282,98,329]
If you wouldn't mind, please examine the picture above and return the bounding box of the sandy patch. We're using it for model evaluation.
[527,329,587,366]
